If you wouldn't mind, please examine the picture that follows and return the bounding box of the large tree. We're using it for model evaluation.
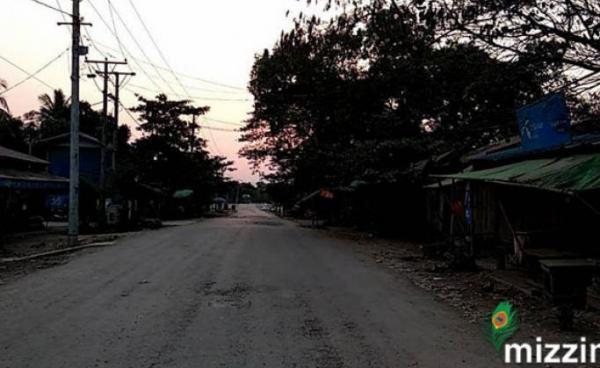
[317,0,600,89]
[424,0,600,74]
[25,89,105,141]
[0,113,27,151]
[241,3,551,193]
[129,94,232,204]
[34,89,70,138]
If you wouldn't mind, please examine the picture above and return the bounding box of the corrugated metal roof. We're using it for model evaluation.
[37,132,102,147]
[434,154,600,193]
[0,168,68,189]
[0,145,48,165]
[467,133,600,163]
[0,168,68,183]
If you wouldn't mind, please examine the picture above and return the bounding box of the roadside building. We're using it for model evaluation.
[117,181,166,229]
[0,145,68,235]
[34,132,108,226]
[426,93,600,268]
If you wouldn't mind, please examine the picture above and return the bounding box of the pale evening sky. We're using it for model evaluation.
[1,0,322,183]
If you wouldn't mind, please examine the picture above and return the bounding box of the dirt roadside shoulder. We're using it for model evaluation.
[317,226,600,346]
[0,232,137,285]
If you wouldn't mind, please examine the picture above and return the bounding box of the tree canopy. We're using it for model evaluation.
[240,2,560,194]
[128,94,233,204]
[0,78,8,113]
[0,90,232,210]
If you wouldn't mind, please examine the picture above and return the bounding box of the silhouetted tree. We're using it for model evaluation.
[241,3,551,194]
[129,94,233,207]
[0,78,8,113]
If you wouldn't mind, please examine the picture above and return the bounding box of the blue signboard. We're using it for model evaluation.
[517,92,572,151]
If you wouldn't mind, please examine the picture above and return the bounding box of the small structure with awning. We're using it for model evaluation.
[434,154,600,195]
[0,145,68,190]
[426,151,600,266]
[432,152,600,318]
[425,94,600,313]
[0,145,69,233]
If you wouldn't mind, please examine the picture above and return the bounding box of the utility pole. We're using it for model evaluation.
[110,71,135,171]
[186,108,204,153]
[191,114,198,152]
[59,0,91,246]
[85,58,127,188]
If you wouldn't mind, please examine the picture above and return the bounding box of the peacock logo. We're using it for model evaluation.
[487,301,519,352]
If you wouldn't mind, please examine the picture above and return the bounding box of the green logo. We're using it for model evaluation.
[486,301,519,352]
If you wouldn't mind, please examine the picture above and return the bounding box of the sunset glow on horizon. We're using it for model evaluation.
[1,0,322,183]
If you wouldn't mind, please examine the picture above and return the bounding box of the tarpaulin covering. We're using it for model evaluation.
[434,154,600,193]
[173,189,194,199]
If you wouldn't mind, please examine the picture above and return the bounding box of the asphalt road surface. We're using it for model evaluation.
[0,205,503,367]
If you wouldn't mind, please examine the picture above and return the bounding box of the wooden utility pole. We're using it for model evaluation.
[59,0,91,246]
[186,109,205,153]
[191,114,198,152]
[110,71,135,170]
[85,58,127,189]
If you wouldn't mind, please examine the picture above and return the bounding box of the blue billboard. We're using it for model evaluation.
[517,92,572,151]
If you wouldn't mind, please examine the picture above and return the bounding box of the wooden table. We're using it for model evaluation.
[539,259,596,308]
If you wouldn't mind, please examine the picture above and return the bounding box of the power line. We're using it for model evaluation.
[83,59,228,152]
[204,117,245,127]
[116,102,236,132]
[105,0,180,97]
[55,0,72,40]
[197,126,239,133]
[172,83,247,95]
[126,83,250,102]
[106,0,127,59]
[84,37,248,92]
[0,48,69,95]
[0,54,57,91]
[119,101,142,126]
[28,0,72,16]
[126,0,191,98]
[86,0,166,95]
[85,1,229,155]
[121,0,225,156]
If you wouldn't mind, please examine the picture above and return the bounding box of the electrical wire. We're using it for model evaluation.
[0,48,69,95]
[0,54,57,91]
[28,0,72,16]
[204,117,245,127]
[85,1,240,155]
[126,83,249,102]
[83,60,142,134]
[86,0,166,95]
[83,37,248,93]
[119,100,142,126]
[197,126,239,133]
[119,0,225,155]
[126,0,191,98]
[106,0,179,97]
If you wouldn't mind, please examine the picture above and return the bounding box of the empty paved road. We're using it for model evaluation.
[0,205,502,367]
